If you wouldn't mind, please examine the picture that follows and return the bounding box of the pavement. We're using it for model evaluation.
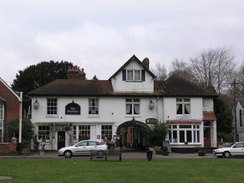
[0,151,217,160]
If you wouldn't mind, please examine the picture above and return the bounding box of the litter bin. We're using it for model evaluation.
[146,148,153,161]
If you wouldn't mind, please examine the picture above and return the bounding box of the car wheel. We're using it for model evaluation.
[64,150,72,158]
[223,151,231,158]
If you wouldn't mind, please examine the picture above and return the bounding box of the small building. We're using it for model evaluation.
[0,77,21,142]
[235,97,244,141]
[28,55,217,151]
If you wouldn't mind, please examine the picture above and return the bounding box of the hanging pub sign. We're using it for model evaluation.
[65,102,80,115]
[146,118,158,124]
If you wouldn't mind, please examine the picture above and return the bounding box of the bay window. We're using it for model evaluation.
[169,124,200,144]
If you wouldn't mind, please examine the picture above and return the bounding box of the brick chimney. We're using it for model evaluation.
[67,66,86,80]
[142,57,149,69]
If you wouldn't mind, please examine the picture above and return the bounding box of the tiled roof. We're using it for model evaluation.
[28,79,114,96]
[203,112,217,121]
[28,74,216,97]
[161,74,216,97]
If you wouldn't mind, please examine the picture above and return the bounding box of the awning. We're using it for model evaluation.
[203,112,216,121]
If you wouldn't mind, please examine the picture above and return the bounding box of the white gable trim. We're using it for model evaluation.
[0,77,21,102]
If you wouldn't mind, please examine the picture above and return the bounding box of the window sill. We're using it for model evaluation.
[125,115,141,118]
[88,115,100,118]
[46,115,58,118]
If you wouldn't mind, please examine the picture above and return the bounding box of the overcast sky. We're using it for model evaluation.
[1,0,244,84]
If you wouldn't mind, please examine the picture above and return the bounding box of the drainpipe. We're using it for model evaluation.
[19,92,23,144]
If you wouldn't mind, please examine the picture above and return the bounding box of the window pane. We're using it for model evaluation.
[185,104,190,114]
[187,131,192,142]
[127,70,133,81]
[89,99,99,114]
[176,98,182,102]
[101,125,112,140]
[177,104,183,114]
[179,131,185,143]
[184,98,190,102]
[134,70,141,81]
[134,104,140,114]
[173,131,177,143]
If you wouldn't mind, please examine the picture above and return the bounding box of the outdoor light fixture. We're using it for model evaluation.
[33,100,39,109]
[149,100,155,109]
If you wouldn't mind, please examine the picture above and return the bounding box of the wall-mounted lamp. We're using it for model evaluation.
[33,100,39,109]
[149,100,155,109]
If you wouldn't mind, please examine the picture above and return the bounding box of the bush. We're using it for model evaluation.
[8,118,33,150]
[147,123,168,147]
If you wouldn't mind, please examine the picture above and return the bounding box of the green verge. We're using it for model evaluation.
[0,159,243,183]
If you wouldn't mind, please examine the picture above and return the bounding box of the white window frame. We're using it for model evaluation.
[0,102,4,121]
[88,98,99,115]
[101,125,113,140]
[126,69,142,81]
[168,124,200,144]
[47,98,58,115]
[77,125,90,141]
[0,102,4,142]
[176,98,191,115]
[126,99,140,115]
[38,125,50,141]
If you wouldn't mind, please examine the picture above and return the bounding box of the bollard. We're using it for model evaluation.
[146,148,153,161]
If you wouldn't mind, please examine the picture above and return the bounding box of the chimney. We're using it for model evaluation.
[67,66,86,80]
[142,57,149,69]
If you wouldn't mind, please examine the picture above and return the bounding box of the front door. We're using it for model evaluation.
[204,127,211,148]
[58,131,65,150]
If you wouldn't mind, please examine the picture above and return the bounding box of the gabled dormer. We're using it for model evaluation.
[109,55,156,93]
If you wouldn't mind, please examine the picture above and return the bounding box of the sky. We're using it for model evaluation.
[0,0,244,85]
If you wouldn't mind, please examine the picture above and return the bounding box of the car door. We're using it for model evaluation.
[73,141,89,155]
[230,143,244,156]
[88,141,99,151]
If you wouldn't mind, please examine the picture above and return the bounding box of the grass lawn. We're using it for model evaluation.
[0,159,244,183]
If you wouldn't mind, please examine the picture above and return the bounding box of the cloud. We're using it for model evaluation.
[0,0,244,83]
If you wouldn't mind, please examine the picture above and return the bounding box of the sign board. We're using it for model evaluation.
[146,118,158,124]
[65,102,80,115]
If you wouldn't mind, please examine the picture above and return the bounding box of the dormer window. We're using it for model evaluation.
[123,69,145,82]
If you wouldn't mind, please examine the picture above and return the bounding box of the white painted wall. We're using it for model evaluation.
[31,96,160,124]
[202,98,214,112]
[236,102,244,134]
[111,61,154,93]
[162,97,203,122]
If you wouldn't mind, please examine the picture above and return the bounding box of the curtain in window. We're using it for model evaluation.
[126,104,132,114]
[177,104,182,114]
[134,104,140,114]
[185,104,190,114]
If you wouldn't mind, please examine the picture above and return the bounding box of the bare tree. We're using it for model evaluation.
[151,63,167,80]
[232,62,244,96]
[190,47,235,94]
[169,58,195,82]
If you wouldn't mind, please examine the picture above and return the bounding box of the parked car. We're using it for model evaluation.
[58,140,107,158]
[213,142,244,158]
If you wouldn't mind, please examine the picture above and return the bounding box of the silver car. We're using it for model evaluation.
[58,140,107,158]
[213,142,244,158]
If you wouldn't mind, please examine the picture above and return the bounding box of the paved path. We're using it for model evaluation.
[0,151,216,160]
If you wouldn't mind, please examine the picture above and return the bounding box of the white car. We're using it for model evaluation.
[58,140,108,158]
[213,142,244,158]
